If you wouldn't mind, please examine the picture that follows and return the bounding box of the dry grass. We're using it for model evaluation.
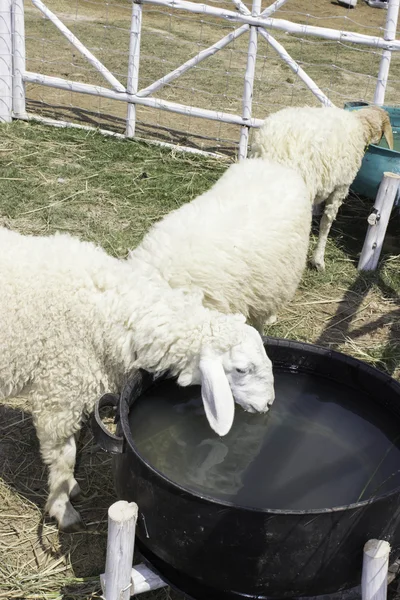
[0,121,226,250]
[1,121,400,599]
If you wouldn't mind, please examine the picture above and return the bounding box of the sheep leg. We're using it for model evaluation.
[68,474,81,500]
[249,316,266,335]
[38,430,85,532]
[248,313,277,335]
[311,186,348,271]
[68,433,81,500]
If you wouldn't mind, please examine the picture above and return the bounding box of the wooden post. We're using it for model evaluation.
[126,1,142,138]
[0,0,12,122]
[374,0,400,106]
[11,0,26,118]
[361,539,391,600]
[358,172,400,271]
[102,501,138,600]
[238,0,261,160]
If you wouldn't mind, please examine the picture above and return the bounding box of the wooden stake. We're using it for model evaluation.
[126,1,142,138]
[361,539,391,600]
[0,0,12,122]
[102,501,138,600]
[374,0,400,105]
[11,0,26,118]
[358,172,400,271]
[238,0,261,160]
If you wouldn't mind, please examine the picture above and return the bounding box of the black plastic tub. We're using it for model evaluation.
[92,338,400,599]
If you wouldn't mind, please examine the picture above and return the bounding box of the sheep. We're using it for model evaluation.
[250,105,394,271]
[129,157,312,333]
[0,227,275,532]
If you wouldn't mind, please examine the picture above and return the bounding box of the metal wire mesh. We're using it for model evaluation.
[20,0,400,155]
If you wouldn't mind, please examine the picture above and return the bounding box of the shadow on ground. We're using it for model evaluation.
[312,192,400,375]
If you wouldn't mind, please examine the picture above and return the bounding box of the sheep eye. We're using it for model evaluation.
[236,367,248,374]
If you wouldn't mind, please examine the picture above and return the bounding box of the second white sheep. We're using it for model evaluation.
[129,158,312,333]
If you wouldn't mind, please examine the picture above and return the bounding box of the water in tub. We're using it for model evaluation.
[130,372,400,510]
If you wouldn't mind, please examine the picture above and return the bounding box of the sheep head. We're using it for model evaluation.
[177,317,275,437]
[357,106,394,150]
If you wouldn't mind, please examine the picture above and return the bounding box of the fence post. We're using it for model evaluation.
[358,172,400,271]
[238,0,260,160]
[101,501,138,600]
[11,0,26,117]
[0,0,12,122]
[126,0,142,138]
[361,539,390,600]
[374,0,400,106]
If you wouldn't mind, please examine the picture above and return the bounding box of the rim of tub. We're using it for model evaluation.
[94,336,400,517]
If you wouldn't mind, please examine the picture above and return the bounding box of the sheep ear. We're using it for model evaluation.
[383,119,394,150]
[199,358,235,437]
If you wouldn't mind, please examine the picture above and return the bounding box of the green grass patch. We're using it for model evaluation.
[1,121,226,255]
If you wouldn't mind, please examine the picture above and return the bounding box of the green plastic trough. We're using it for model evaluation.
[344,101,400,200]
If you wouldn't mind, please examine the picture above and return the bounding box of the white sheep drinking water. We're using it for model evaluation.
[0,227,274,531]
[129,157,312,332]
[250,105,394,271]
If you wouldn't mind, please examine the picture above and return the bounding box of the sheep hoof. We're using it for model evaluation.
[61,517,86,533]
[265,315,277,325]
[49,499,86,533]
[59,508,86,533]
[310,256,326,272]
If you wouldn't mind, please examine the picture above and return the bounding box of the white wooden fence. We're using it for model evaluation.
[0,0,399,157]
